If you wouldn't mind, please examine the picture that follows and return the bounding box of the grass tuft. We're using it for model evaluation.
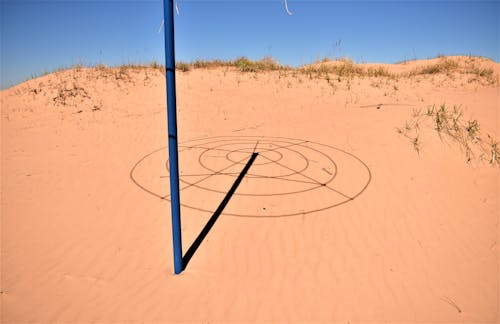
[175,62,190,72]
[411,57,459,75]
[397,103,500,166]
[466,119,479,140]
[490,142,499,165]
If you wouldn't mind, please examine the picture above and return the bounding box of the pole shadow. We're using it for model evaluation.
[182,152,259,270]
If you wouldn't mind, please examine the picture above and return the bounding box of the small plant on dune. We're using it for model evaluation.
[434,104,452,133]
[114,66,131,81]
[423,104,461,142]
[173,57,285,72]
[95,63,109,71]
[192,59,220,69]
[149,61,161,69]
[430,58,458,74]
[412,136,420,154]
[397,120,416,136]
[72,64,84,72]
[396,119,422,154]
[304,67,314,80]
[176,62,190,72]
[491,143,499,165]
[255,56,281,71]
[192,60,205,68]
[451,105,463,131]
[488,136,499,165]
[398,103,499,166]
[404,56,497,84]
[366,66,391,77]
[405,121,412,132]
[232,56,283,73]
[298,58,385,81]
[476,67,493,78]
[410,57,459,76]
[468,66,496,84]
[316,64,331,76]
[412,108,422,118]
[426,105,435,116]
[53,83,90,106]
[234,57,256,72]
[148,61,166,72]
[466,119,479,140]
[335,59,363,78]
[29,70,49,81]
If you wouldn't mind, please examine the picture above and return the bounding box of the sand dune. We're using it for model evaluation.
[1,56,499,322]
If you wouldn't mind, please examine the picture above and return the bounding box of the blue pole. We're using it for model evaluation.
[163,0,183,274]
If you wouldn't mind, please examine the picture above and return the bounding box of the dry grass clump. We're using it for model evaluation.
[53,83,90,106]
[469,66,494,78]
[332,59,364,77]
[175,62,190,72]
[182,56,367,78]
[366,66,392,77]
[301,59,365,79]
[23,55,496,89]
[397,103,500,165]
[93,61,190,73]
[191,59,229,69]
[410,57,459,76]
[189,56,286,72]
[233,56,281,72]
[300,59,397,81]
[466,65,496,84]
[489,138,500,165]
[407,56,497,84]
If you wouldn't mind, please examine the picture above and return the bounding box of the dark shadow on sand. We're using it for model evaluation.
[182,152,258,270]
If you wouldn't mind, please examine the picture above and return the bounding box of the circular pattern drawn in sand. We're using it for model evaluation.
[130,136,371,218]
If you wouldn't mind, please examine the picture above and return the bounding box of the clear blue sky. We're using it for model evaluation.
[1,0,499,89]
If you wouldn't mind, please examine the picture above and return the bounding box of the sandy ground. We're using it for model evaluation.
[1,56,499,322]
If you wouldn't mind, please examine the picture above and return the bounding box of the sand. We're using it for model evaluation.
[1,56,499,322]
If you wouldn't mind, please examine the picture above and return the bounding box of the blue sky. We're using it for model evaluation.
[1,0,499,89]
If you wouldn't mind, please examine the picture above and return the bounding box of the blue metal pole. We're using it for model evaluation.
[163,0,183,274]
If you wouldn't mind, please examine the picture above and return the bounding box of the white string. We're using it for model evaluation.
[283,0,292,15]
[157,1,180,34]
[157,19,164,34]
[159,0,290,34]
